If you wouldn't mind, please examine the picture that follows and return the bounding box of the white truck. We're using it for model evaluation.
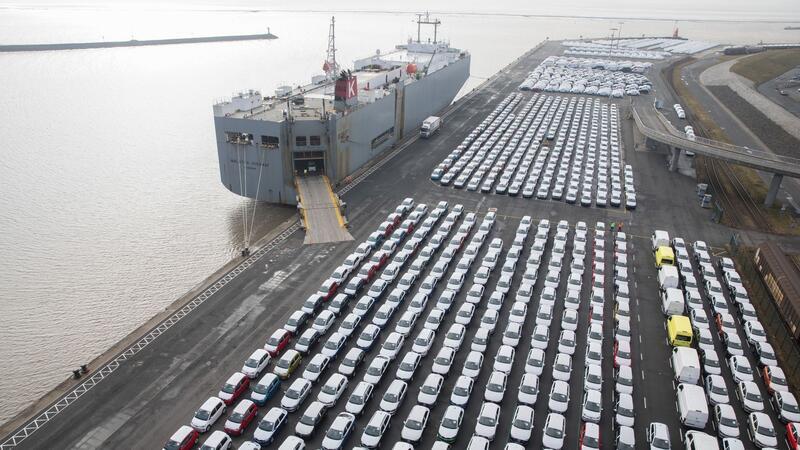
[677,383,708,429]
[661,287,685,316]
[651,230,670,251]
[672,347,701,384]
[420,116,441,138]
[658,265,680,291]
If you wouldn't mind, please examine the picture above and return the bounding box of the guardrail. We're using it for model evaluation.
[631,105,800,176]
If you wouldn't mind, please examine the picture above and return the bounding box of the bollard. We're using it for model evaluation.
[81,364,88,374]
[72,370,81,379]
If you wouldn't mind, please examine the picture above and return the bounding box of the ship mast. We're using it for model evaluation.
[415,12,441,44]
[323,16,339,80]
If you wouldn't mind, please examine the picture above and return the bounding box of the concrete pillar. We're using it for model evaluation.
[764,173,783,207]
[669,147,681,172]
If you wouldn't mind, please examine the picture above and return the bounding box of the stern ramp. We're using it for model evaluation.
[296,175,354,245]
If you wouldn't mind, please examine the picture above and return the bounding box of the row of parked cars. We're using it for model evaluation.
[162,197,457,450]
[432,92,636,209]
[518,56,652,97]
[654,230,799,450]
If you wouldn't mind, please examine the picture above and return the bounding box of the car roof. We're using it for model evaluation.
[264,406,285,420]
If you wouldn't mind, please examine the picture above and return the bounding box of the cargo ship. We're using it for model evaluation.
[212,14,470,205]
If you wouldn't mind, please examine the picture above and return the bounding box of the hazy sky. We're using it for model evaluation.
[1,0,799,21]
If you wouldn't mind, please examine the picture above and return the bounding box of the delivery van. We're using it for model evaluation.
[676,383,708,429]
[684,431,719,450]
[671,347,700,384]
[420,116,441,138]
[651,230,670,251]
[661,288,685,316]
[655,246,675,267]
[658,265,679,290]
[667,315,693,347]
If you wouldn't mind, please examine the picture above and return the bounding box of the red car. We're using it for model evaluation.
[163,425,198,450]
[223,399,258,436]
[370,251,389,270]
[788,422,800,450]
[387,212,402,227]
[357,262,378,282]
[218,372,250,405]
[264,328,292,357]
[580,422,601,449]
[613,339,632,369]
[401,219,415,233]
[377,221,395,238]
[317,278,339,301]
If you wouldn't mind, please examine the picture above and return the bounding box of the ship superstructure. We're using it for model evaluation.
[212,15,470,204]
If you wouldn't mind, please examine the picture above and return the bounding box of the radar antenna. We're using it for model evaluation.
[415,12,441,44]
[323,16,339,80]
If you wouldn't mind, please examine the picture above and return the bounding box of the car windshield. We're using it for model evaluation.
[584,435,599,447]
[546,426,563,438]
[586,401,600,412]
[720,416,737,427]
[618,376,632,386]
[415,337,429,346]
[497,355,511,363]
[711,385,726,395]
[514,419,531,429]
[384,392,399,402]
[421,384,438,395]
[259,420,275,431]
[552,392,567,402]
[746,391,762,403]
[758,425,776,437]
[784,402,800,413]
[400,361,415,371]
[652,437,670,448]
[253,383,268,394]
[298,336,311,346]
[230,412,244,423]
[368,365,383,375]
[245,358,260,368]
[407,419,424,430]
[322,384,339,395]
[222,383,236,394]
[556,363,569,372]
[618,406,633,416]
[365,425,382,436]
[287,388,302,399]
[455,385,470,396]
[350,394,364,405]
[435,356,451,365]
[195,409,211,420]
[739,364,753,374]
[478,415,496,426]
[327,427,345,440]
[300,414,317,426]
[325,341,339,350]
[277,358,291,369]
[443,417,459,428]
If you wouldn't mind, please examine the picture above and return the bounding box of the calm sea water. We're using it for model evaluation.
[0,0,798,426]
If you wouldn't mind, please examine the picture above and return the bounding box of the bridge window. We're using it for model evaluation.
[295,136,307,147]
[310,135,321,146]
[260,135,279,149]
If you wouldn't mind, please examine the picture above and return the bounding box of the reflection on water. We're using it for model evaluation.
[224,201,297,257]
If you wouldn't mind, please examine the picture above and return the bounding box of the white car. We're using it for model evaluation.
[295,401,327,438]
[474,266,491,285]
[302,353,330,383]
[455,303,476,325]
[317,373,348,406]
[525,348,545,375]
[363,356,390,385]
[737,380,764,412]
[615,392,635,427]
[585,341,602,366]
[558,330,577,355]
[535,303,553,327]
[418,373,444,406]
[518,373,539,406]
[542,413,566,449]
[462,351,484,379]
[548,380,570,413]
[484,371,507,403]
[338,348,364,377]
[242,349,271,379]
[451,375,475,406]
[729,355,754,382]
[437,405,464,443]
[562,309,579,331]
[493,345,515,374]
[705,374,730,405]
[191,397,226,432]
[401,405,430,443]
[407,293,429,315]
[487,290,506,310]
[432,346,456,375]
[372,304,396,328]
[253,406,288,445]
[360,410,391,448]
[380,332,405,361]
[396,351,422,381]
[338,313,361,338]
[412,328,435,356]
[321,332,347,359]
[345,381,374,416]
[394,311,418,337]
[552,353,572,381]
[743,320,768,345]
[509,405,534,442]
[465,284,485,304]
[582,389,602,423]
[443,323,466,350]
[584,363,603,392]
[772,390,800,422]
[713,403,740,438]
[379,379,408,414]
[530,324,550,350]
[424,308,445,330]
[508,302,528,324]
[472,328,490,353]
[356,324,381,351]
[748,412,778,448]
[479,309,500,333]
[281,378,313,412]
[474,402,501,441]
[503,322,523,347]
[615,365,634,395]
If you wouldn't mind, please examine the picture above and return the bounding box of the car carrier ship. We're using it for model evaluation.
[212,15,470,208]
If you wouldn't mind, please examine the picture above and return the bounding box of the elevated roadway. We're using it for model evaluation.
[631,98,800,205]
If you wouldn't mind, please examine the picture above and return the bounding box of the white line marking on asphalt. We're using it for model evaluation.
[641,369,646,380]
[643,396,647,408]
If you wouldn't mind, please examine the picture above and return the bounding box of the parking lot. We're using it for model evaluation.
[431,92,637,210]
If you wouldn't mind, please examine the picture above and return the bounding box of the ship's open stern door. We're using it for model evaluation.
[293,151,326,176]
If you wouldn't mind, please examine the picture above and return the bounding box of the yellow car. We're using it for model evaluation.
[274,350,302,379]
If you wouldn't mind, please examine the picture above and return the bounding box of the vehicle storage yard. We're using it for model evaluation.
[3,40,796,450]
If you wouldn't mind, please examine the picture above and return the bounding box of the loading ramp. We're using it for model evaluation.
[295,175,354,245]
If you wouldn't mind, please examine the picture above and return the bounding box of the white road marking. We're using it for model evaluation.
[641,369,646,380]
[643,396,647,408]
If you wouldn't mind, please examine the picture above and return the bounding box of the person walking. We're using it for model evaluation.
[610,221,616,232]
[618,222,623,233]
